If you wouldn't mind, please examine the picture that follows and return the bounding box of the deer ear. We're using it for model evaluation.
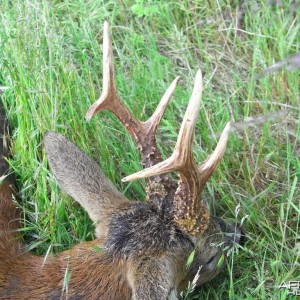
[44,132,128,237]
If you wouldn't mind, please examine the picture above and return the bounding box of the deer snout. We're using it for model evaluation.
[215,218,246,248]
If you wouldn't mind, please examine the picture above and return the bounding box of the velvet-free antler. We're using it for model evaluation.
[123,70,231,234]
[86,21,231,235]
[86,21,178,207]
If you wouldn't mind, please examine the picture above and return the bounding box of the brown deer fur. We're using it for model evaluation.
[0,22,243,300]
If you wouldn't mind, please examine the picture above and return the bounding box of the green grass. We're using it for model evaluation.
[0,0,299,299]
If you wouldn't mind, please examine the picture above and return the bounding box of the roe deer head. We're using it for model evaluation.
[0,22,244,300]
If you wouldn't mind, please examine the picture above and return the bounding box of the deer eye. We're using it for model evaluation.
[206,255,216,265]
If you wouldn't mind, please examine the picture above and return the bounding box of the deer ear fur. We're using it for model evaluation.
[44,132,129,237]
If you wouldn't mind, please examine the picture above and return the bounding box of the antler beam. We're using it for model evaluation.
[122,70,231,235]
[85,21,178,206]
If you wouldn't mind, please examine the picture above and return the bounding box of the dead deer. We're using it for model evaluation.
[0,22,244,300]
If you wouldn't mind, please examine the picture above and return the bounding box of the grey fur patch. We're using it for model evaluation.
[105,202,192,257]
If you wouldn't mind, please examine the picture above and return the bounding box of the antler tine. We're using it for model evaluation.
[197,122,231,186]
[86,21,117,120]
[145,76,180,135]
[122,70,203,182]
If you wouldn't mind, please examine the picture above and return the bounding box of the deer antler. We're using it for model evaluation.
[86,21,178,206]
[86,21,231,235]
[122,70,231,234]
